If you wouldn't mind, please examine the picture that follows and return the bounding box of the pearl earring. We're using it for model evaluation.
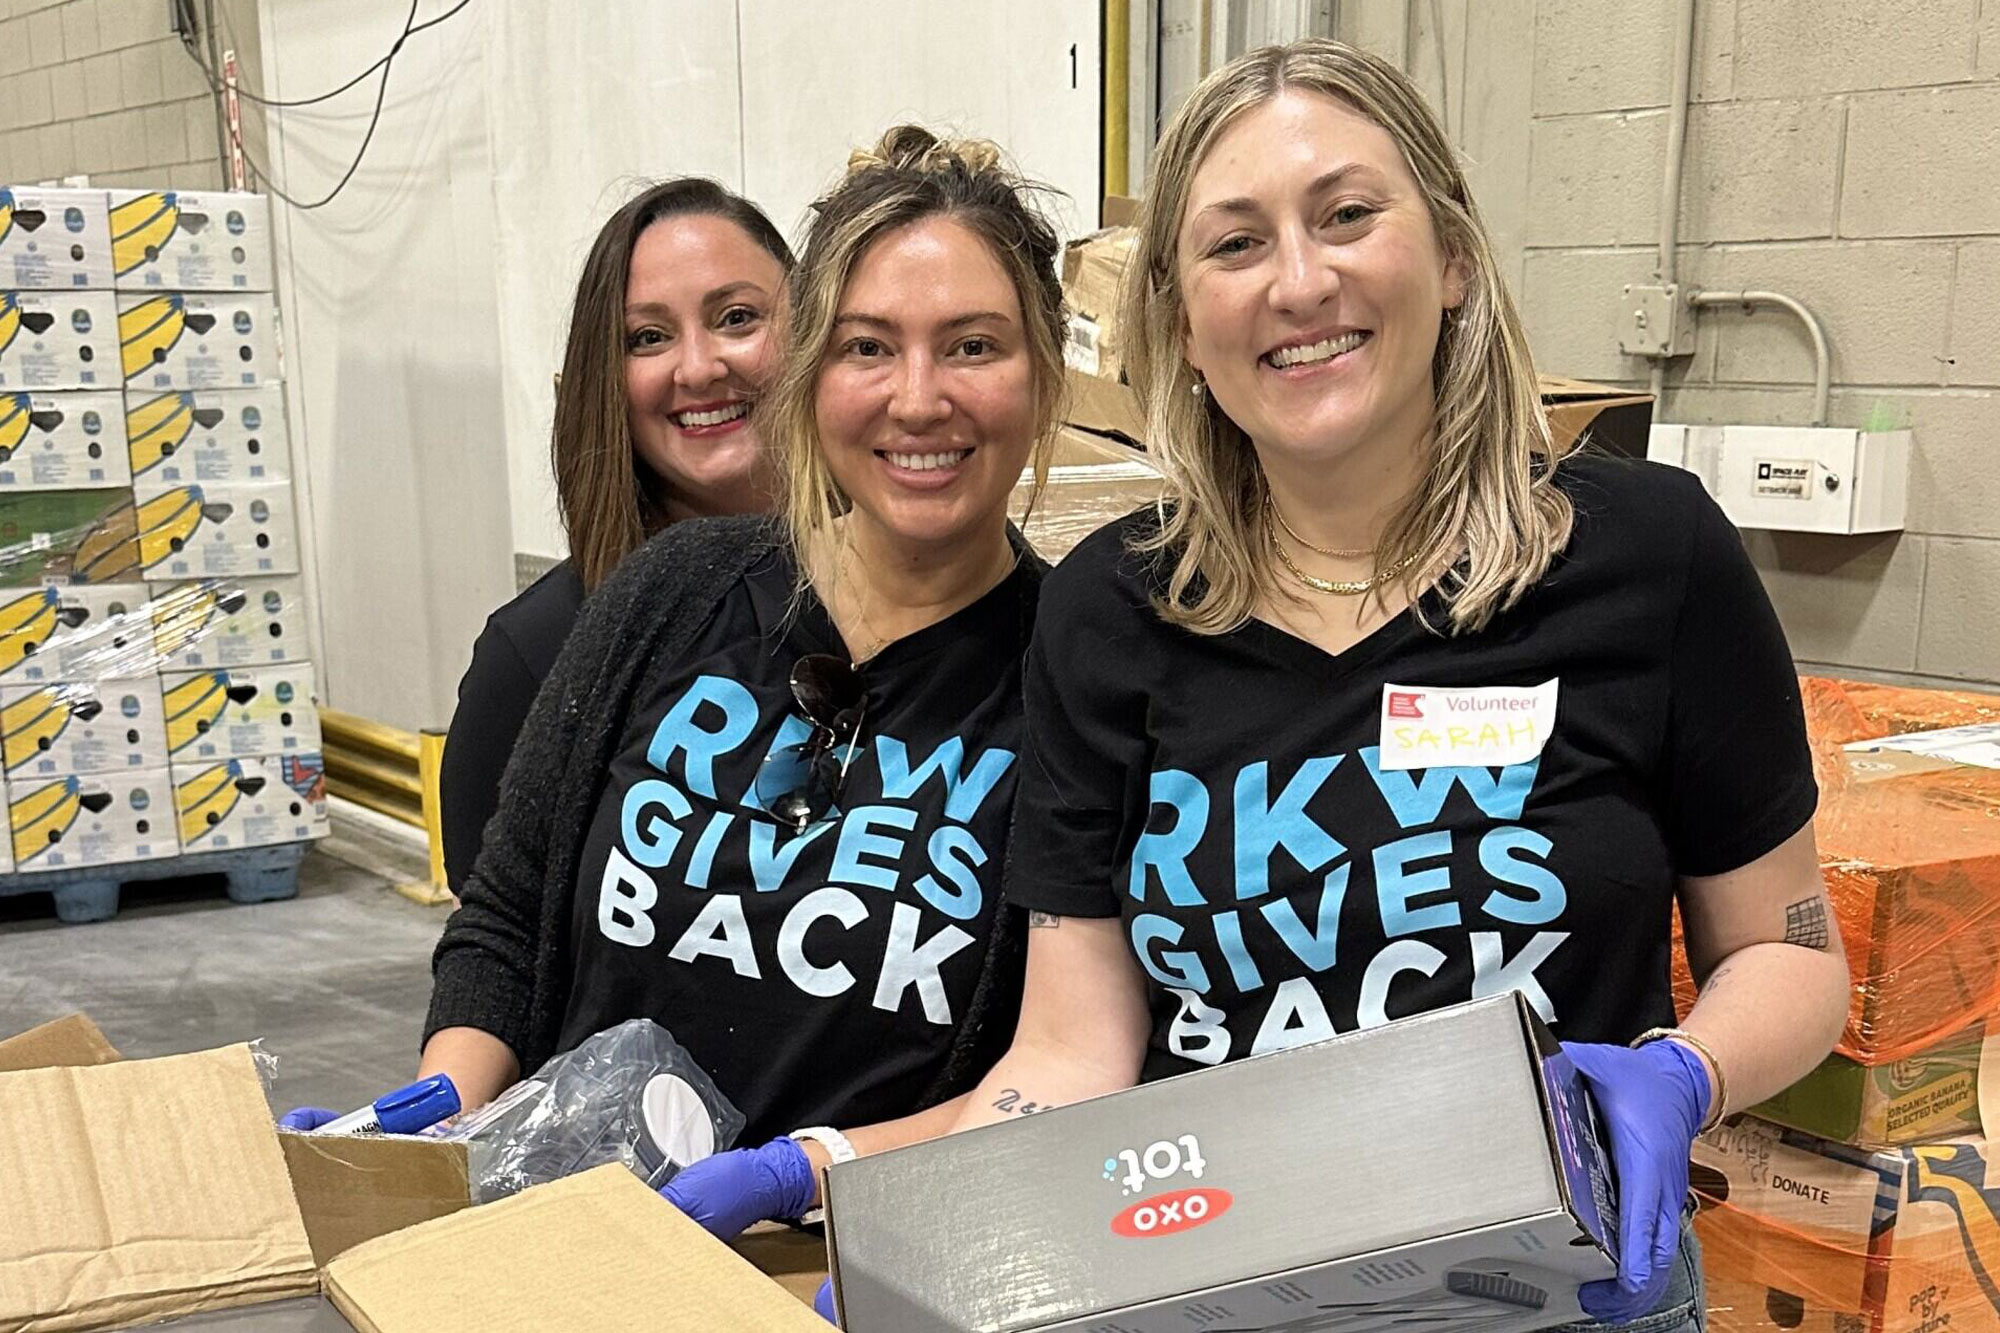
[1191,379,1207,402]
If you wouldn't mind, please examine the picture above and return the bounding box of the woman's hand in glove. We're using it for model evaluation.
[1564,1039,1712,1325]
[660,1137,817,1241]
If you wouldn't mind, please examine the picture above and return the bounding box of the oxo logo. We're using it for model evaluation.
[1112,1187,1233,1238]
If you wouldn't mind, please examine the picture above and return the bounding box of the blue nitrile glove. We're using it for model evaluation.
[814,1277,837,1323]
[278,1106,338,1130]
[1565,1040,1711,1325]
[660,1136,817,1241]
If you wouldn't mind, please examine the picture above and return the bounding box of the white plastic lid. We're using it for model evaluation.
[639,1072,716,1173]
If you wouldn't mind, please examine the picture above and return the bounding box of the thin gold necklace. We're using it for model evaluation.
[1267,507,1420,596]
[1267,500,1377,558]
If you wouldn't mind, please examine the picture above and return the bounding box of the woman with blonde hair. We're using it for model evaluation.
[953,39,1847,1331]
[410,125,1068,1242]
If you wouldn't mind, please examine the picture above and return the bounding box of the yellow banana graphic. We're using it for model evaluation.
[119,295,187,383]
[1910,1144,2000,1313]
[12,774,82,866]
[0,588,61,675]
[164,670,229,754]
[0,393,31,458]
[2,686,75,773]
[0,190,14,250]
[126,391,197,477]
[70,497,142,584]
[0,293,22,358]
[177,760,244,845]
[151,581,219,657]
[109,191,179,279]
[135,486,213,570]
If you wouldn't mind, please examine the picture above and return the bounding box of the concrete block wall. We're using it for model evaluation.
[1354,0,1999,689]
[0,0,263,190]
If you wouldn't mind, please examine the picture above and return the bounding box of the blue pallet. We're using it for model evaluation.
[0,840,309,924]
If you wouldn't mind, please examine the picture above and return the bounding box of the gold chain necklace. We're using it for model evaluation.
[1267,507,1420,596]
[1267,501,1377,558]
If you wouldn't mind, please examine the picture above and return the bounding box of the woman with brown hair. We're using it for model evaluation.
[948,38,1849,1333]
[436,179,795,899]
[407,125,1070,1245]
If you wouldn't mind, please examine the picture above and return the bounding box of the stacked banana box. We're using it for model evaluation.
[1670,678,2000,1333]
[0,185,324,884]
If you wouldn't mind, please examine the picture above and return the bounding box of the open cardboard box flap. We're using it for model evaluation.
[0,1015,827,1330]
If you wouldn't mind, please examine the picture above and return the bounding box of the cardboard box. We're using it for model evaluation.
[118,292,279,390]
[1751,1020,1988,1149]
[0,487,146,586]
[0,290,118,390]
[108,190,274,292]
[162,662,319,761]
[151,575,309,669]
[173,750,328,851]
[0,1042,321,1331]
[1692,1119,2000,1333]
[0,1012,121,1073]
[321,1166,829,1332]
[0,187,115,289]
[10,764,181,873]
[0,581,154,682]
[0,389,131,490]
[127,385,290,492]
[1014,426,1163,561]
[1062,225,1138,380]
[139,480,301,578]
[1,676,169,777]
[824,993,1616,1332]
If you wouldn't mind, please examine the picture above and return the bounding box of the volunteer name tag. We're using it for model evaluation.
[1378,679,1559,772]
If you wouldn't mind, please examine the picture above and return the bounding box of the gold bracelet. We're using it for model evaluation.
[1632,1026,1729,1133]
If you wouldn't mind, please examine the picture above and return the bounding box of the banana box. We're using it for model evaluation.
[0,583,155,683]
[161,663,319,763]
[107,190,272,292]
[173,751,327,852]
[137,482,299,579]
[0,291,118,390]
[0,390,132,490]
[0,188,115,290]
[117,293,277,391]
[126,386,288,493]
[150,576,307,670]
[0,488,143,587]
[0,677,169,778]
[8,767,180,873]
[1694,1120,2000,1333]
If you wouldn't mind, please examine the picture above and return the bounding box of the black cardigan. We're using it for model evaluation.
[425,515,1037,1108]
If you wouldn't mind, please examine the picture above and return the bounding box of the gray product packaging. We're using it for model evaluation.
[824,993,1619,1333]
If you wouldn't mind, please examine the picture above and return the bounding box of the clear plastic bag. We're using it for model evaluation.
[436,1019,745,1203]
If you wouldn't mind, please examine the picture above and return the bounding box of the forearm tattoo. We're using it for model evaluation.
[990,1088,1053,1116]
[1783,897,1832,950]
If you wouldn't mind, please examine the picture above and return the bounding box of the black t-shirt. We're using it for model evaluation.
[441,560,586,893]
[1007,456,1816,1083]
[559,548,1031,1143]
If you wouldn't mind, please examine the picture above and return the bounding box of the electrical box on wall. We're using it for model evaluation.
[1715,426,1910,534]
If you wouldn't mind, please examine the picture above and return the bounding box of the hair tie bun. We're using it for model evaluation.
[846,125,1006,180]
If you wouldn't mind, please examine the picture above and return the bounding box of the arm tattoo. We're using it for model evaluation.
[1782,897,1832,950]
[990,1088,1054,1116]
[1029,911,1062,929]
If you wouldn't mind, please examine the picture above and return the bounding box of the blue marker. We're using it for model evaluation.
[312,1073,460,1137]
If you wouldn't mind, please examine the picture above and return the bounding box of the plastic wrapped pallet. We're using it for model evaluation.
[1011,426,1162,562]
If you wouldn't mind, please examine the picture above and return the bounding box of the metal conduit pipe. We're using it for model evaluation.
[1687,290,1834,426]
[1650,0,1699,403]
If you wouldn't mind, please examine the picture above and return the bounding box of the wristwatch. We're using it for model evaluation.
[788,1125,857,1226]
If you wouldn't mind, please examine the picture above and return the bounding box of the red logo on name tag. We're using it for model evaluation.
[1387,691,1424,719]
[1111,1188,1233,1238]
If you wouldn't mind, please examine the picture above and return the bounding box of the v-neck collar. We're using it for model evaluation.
[1231,589,1436,683]
[747,547,1027,674]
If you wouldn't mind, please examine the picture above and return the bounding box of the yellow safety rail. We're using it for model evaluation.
[321,707,453,905]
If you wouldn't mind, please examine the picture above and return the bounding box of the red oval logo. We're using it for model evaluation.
[1110,1187,1233,1238]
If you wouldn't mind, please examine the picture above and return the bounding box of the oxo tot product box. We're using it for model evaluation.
[126,386,289,493]
[0,291,117,390]
[107,190,273,292]
[117,292,278,391]
[0,390,131,490]
[824,993,1618,1333]
[172,751,328,852]
[138,481,300,579]
[150,576,308,669]
[161,662,319,762]
[0,582,156,684]
[10,766,180,873]
[0,188,114,289]
[0,677,170,779]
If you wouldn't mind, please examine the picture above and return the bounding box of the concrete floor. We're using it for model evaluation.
[0,816,444,1117]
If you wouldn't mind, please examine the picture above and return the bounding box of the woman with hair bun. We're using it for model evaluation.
[415,124,1073,1245]
[951,40,1848,1333]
